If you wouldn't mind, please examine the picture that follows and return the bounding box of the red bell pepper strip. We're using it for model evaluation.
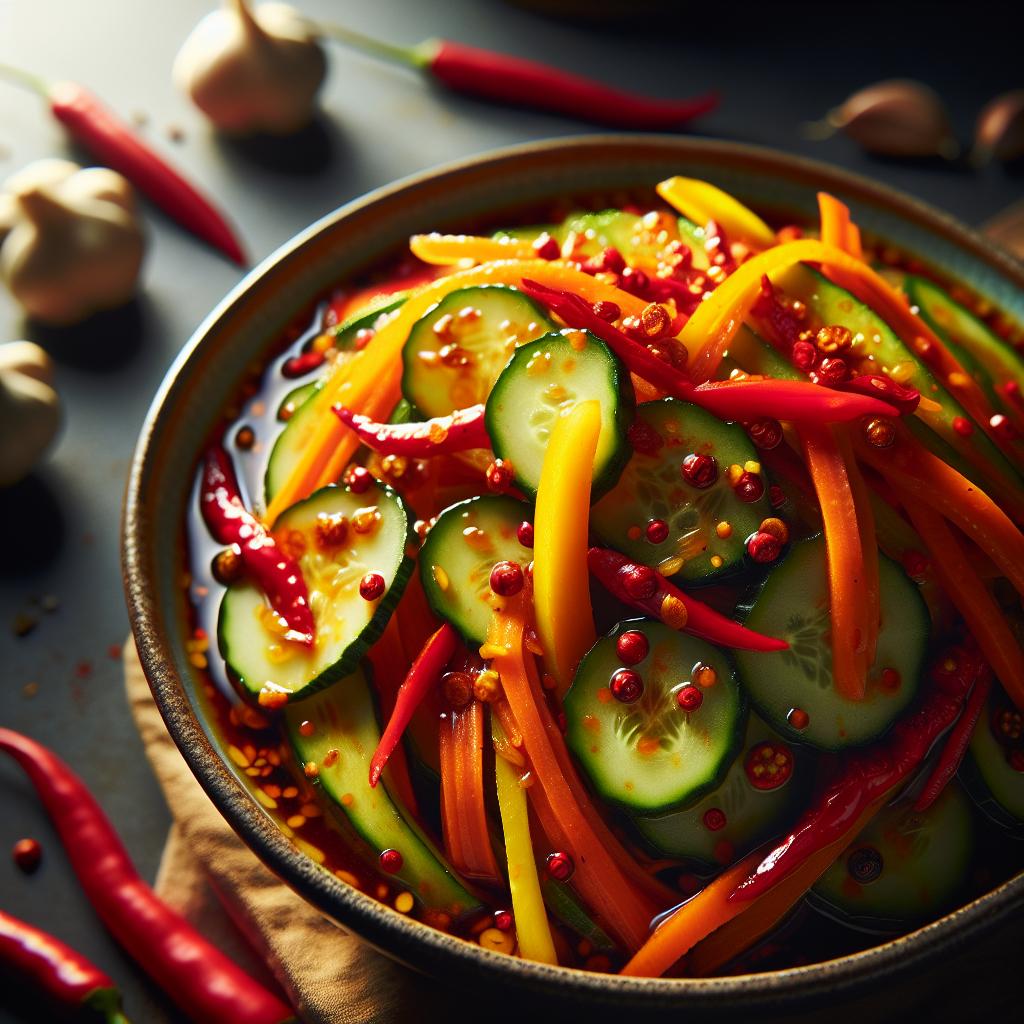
[333,402,490,456]
[199,446,315,646]
[0,908,130,1024]
[519,280,903,423]
[587,546,789,653]
[731,645,984,903]
[368,622,459,787]
[914,668,992,812]
[318,25,718,130]
[0,729,297,1024]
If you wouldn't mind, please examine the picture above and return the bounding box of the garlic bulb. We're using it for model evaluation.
[0,159,145,326]
[974,90,1024,164]
[174,0,327,136]
[0,341,62,486]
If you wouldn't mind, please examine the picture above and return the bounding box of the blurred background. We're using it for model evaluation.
[0,1,1020,1021]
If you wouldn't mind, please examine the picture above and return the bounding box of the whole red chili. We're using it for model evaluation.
[0,729,297,1024]
[0,908,130,1024]
[838,375,921,414]
[369,623,460,787]
[610,669,644,704]
[199,447,314,645]
[681,453,718,489]
[333,402,490,456]
[616,630,650,665]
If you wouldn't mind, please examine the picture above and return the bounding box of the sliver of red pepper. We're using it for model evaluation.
[200,446,315,646]
[0,729,297,1024]
[0,908,130,1024]
[333,402,490,456]
[519,280,903,423]
[730,645,985,902]
[587,546,789,653]
[369,622,459,787]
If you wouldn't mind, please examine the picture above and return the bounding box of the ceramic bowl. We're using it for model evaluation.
[123,136,1024,1019]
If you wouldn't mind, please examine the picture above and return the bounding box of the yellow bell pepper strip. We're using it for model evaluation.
[487,602,661,950]
[410,232,539,265]
[856,426,1024,595]
[899,498,1024,710]
[800,423,868,700]
[533,401,600,697]
[264,260,647,525]
[491,718,559,965]
[656,176,776,249]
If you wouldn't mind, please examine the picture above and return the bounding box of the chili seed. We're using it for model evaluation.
[315,511,349,548]
[881,667,902,691]
[486,459,514,493]
[787,707,810,730]
[490,560,524,597]
[816,324,853,354]
[610,669,643,704]
[344,465,372,493]
[681,453,718,489]
[379,849,403,873]
[952,416,974,437]
[815,357,849,385]
[747,531,783,563]
[863,417,897,448]
[616,629,649,665]
[645,518,670,544]
[359,572,386,601]
[494,910,514,932]
[592,300,621,322]
[532,233,560,260]
[847,846,883,884]
[746,418,783,450]
[791,339,819,371]
[12,838,42,874]
[676,684,703,712]
[702,808,727,832]
[545,850,575,881]
[516,521,534,547]
[442,671,474,709]
[212,546,244,585]
[640,302,671,339]
[990,413,1018,442]
[235,425,255,450]
[734,471,765,503]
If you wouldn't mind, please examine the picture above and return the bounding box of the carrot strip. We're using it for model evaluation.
[488,602,660,950]
[492,719,559,965]
[410,232,538,265]
[898,499,1024,709]
[800,423,868,700]
[656,176,776,248]
[438,713,464,871]
[533,401,600,696]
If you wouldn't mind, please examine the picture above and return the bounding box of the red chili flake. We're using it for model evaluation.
[702,808,727,832]
[442,671,474,709]
[618,267,650,296]
[645,519,670,544]
[74,660,93,679]
[1010,749,1024,773]
[880,667,902,691]
[532,233,560,260]
[545,850,575,881]
[234,425,255,450]
[676,684,703,712]
[379,849,403,873]
[314,512,349,549]
[494,910,514,932]
[489,561,524,597]
[592,300,621,322]
[952,416,974,437]
[616,630,649,666]
[746,531,783,564]
[359,572,386,601]
[681,453,718,489]
[863,417,897,449]
[787,707,809,730]
[734,471,765,503]
[485,458,514,493]
[298,720,315,737]
[902,549,930,579]
[713,839,736,865]
[583,246,626,276]
[282,349,326,378]
[516,521,535,548]
[815,325,853,354]
[628,418,665,456]
[12,837,42,874]
[768,484,786,509]
[847,846,883,883]
[107,643,122,660]
[746,418,783,450]
[745,741,794,790]
[344,465,373,494]
[815,357,849,386]
[990,413,1018,442]
[619,563,658,600]
[610,668,643,704]
[791,339,818,371]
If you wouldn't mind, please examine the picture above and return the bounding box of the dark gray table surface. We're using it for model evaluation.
[1,1,1020,1021]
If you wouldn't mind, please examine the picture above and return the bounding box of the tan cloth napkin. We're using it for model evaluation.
[124,639,455,1024]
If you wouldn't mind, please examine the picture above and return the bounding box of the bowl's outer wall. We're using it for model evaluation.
[124,136,1024,1016]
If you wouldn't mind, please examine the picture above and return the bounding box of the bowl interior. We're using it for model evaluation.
[124,136,1024,1013]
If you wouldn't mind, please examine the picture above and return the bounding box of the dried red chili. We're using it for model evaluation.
[0,729,297,1024]
[333,402,490,456]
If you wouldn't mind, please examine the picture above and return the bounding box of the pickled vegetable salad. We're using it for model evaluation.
[192,177,1024,977]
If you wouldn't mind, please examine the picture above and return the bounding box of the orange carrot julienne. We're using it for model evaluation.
[801,423,868,700]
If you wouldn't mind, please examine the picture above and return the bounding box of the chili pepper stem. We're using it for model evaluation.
[0,60,49,96]
[314,21,432,70]
[83,987,133,1024]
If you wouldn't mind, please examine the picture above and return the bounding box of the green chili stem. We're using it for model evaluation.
[313,21,431,70]
[0,61,49,96]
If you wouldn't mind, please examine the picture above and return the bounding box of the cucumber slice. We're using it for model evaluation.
[332,294,406,349]
[591,398,771,582]
[565,619,745,814]
[634,714,805,866]
[541,877,616,953]
[265,381,326,505]
[735,536,928,750]
[676,217,710,270]
[560,209,680,266]
[419,495,534,646]
[485,331,634,499]
[277,381,318,422]
[725,325,802,381]
[963,688,1024,835]
[810,784,974,931]
[286,668,477,915]
[401,285,554,418]
[218,483,411,701]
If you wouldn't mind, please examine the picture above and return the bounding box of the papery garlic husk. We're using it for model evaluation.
[0,160,145,326]
[825,80,958,158]
[174,0,327,136]
[0,341,62,486]
[973,90,1024,164]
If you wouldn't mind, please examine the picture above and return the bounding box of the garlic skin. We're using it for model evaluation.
[0,341,62,487]
[174,0,327,136]
[0,159,145,327]
[974,90,1024,164]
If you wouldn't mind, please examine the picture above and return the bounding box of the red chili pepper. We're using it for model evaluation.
[836,374,921,414]
[318,26,718,130]
[0,729,297,1024]
[0,908,130,1024]
[519,280,901,423]
[587,546,789,653]
[369,622,460,787]
[914,668,992,812]
[333,403,490,456]
[0,64,244,264]
[730,646,984,902]
[200,446,315,646]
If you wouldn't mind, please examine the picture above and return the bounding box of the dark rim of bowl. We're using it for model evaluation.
[123,134,1024,1011]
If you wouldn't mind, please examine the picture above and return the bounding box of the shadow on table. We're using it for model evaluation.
[218,114,340,177]
[25,298,148,373]
[0,472,65,577]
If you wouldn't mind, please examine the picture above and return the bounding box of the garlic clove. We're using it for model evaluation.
[3,158,80,194]
[973,90,1024,165]
[174,0,327,137]
[63,167,138,214]
[0,340,62,487]
[814,80,958,159]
